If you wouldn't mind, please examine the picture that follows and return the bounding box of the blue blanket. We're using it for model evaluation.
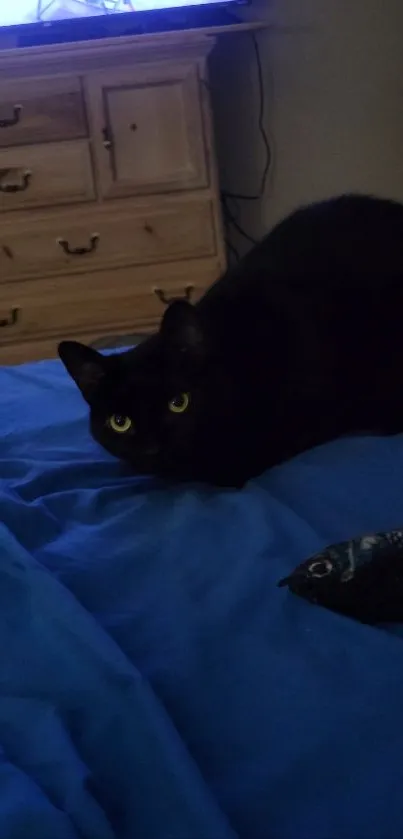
[2,355,403,839]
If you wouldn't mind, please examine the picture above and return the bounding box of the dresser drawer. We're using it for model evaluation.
[0,140,94,213]
[0,76,87,147]
[0,198,216,281]
[0,259,219,351]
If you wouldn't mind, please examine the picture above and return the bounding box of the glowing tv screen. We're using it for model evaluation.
[0,0,233,30]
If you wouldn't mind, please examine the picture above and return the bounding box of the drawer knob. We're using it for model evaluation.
[154,285,194,306]
[0,307,19,329]
[0,169,31,193]
[57,233,99,256]
[0,104,22,129]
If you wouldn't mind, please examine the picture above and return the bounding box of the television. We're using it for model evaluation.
[0,0,243,47]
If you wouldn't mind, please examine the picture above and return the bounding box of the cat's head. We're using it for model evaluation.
[58,300,238,485]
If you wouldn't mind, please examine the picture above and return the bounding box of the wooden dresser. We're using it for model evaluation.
[0,30,226,364]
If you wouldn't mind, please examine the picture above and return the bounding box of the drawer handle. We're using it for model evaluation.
[154,285,194,306]
[102,127,112,150]
[0,307,19,328]
[0,104,22,129]
[0,169,31,193]
[57,233,99,256]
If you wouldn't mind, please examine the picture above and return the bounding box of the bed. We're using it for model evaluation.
[2,351,403,839]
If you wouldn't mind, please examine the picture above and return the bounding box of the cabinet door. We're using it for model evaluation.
[88,64,208,198]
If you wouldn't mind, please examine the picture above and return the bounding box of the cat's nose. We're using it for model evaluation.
[144,444,159,456]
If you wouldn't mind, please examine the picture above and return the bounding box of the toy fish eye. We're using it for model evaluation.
[309,559,333,578]
[108,414,133,434]
[168,392,190,414]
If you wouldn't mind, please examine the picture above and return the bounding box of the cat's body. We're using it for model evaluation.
[59,194,403,487]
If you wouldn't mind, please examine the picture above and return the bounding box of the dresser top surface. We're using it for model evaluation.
[0,20,265,67]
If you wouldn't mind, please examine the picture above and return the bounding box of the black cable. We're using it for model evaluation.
[220,32,271,257]
[222,195,241,263]
[225,237,240,264]
[221,192,258,246]
[222,32,271,203]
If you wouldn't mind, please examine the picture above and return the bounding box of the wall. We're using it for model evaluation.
[211,0,403,246]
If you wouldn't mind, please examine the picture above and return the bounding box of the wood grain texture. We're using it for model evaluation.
[0,31,228,364]
[88,63,208,198]
[0,196,216,282]
[0,140,95,212]
[0,76,87,146]
[0,257,221,355]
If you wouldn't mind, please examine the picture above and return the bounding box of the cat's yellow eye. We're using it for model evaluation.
[168,393,190,414]
[108,414,133,434]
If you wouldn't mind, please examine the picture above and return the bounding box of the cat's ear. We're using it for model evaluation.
[58,341,107,404]
[159,300,205,361]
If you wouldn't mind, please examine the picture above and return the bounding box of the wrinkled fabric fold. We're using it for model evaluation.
[1,356,403,838]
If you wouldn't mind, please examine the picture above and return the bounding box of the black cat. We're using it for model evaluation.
[59,194,403,487]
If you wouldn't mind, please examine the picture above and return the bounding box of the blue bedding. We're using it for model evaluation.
[2,355,403,839]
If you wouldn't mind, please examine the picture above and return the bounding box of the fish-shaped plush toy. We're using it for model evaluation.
[278,529,403,625]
